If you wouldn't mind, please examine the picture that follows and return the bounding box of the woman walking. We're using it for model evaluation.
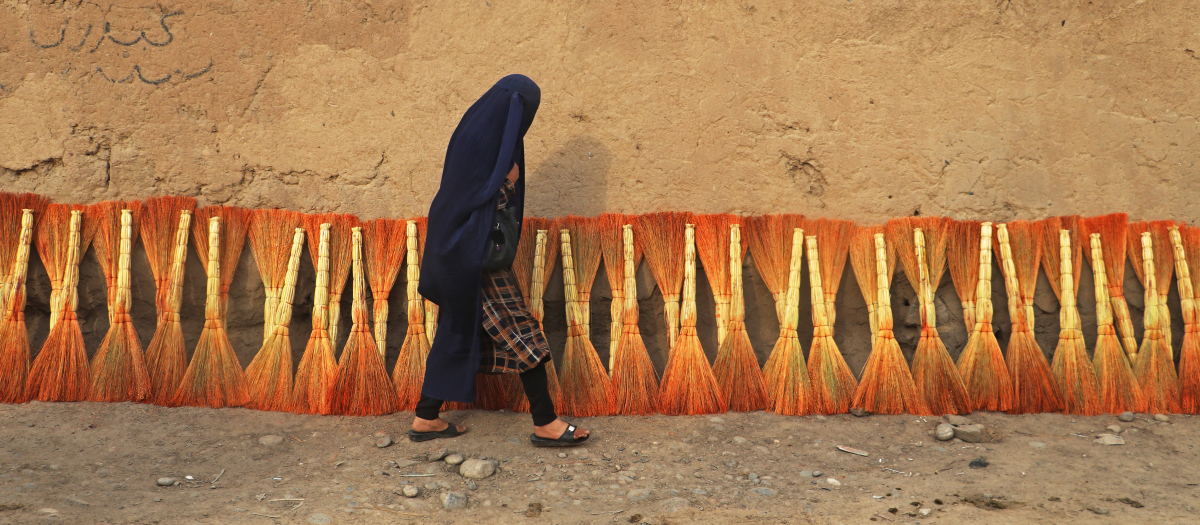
[413,74,589,447]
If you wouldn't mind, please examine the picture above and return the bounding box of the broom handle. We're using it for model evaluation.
[1141,233,1162,333]
[403,220,425,329]
[560,229,585,336]
[54,211,83,329]
[271,228,305,333]
[1090,234,1115,328]
[163,211,192,326]
[1058,230,1081,333]
[873,233,894,332]
[113,209,133,321]
[974,223,994,328]
[4,210,33,321]
[312,224,331,332]
[781,228,803,334]
[614,224,639,372]
[350,227,370,328]
[806,236,830,332]
[1170,227,1197,328]
[531,230,548,327]
[995,224,1028,328]
[728,224,744,324]
[203,217,223,326]
[681,224,697,330]
[914,228,937,330]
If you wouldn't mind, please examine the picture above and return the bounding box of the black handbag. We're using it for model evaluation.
[483,206,519,271]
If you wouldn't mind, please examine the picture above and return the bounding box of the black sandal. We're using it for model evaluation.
[529,424,589,447]
[408,423,467,442]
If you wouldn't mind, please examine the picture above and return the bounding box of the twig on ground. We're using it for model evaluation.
[591,509,624,515]
[250,513,279,518]
[212,469,225,483]
[398,473,435,477]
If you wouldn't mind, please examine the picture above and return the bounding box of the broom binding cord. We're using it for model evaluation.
[404,220,425,331]
[531,230,549,325]
[914,229,936,331]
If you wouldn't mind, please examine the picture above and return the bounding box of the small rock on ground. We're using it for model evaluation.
[826,478,841,486]
[945,415,971,426]
[1029,441,1047,449]
[850,408,869,417]
[1118,412,1135,422]
[307,513,332,524]
[459,459,496,480]
[444,454,465,465]
[1154,414,1170,422]
[156,477,178,487]
[752,488,777,496]
[1088,506,1109,515]
[441,491,468,510]
[627,489,654,502]
[1094,434,1125,445]
[732,436,748,444]
[660,497,691,513]
[259,435,284,447]
[427,448,448,462]
[935,423,955,441]
[376,436,392,448]
[401,485,419,498]
[954,424,985,443]
[1106,424,1122,434]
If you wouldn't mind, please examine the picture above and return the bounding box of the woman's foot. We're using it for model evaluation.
[534,418,589,440]
[412,417,467,434]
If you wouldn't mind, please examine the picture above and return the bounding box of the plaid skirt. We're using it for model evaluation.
[479,268,551,374]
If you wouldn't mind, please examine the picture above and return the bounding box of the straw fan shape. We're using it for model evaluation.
[26,208,94,402]
[805,233,858,414]
[1130,232,1181,413]
[633,212,690,354]
[293,224,338,415]
[995,222,1062,414]
[0,209,35,403]
[556,226,616,417]
[1039,217,1100,415]
[392,220,432,411]
[330,227,400,416]
[1088,233,1146,413]
[89,207,151,402]
[140,197,195,405]
[1178,226,1200,413]
[956,223,1013,412]
[711,223,768,412]
[1080,214,1138,359]
[612,224,661,414]
[244,227,305,411]
[761,227,812,416]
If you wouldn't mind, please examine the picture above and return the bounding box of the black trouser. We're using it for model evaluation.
[416,359,557,426]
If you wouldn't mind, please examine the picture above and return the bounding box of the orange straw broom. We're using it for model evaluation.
[417,218,440,344]
[1131,232,1181,413]
[0,209,35,403]
[556,227,616,416]
[694,214,739,347]
[805,234,859,414]
[612,224,661,414]
[658,223,727,415]
[304,213,359,350]
[886,217,969,415]
[1129,221,1176,357]
[508,222,563,412]
[330,227,401,416]
[745,215,789,326]
[712,223,768,412]
[1080,214,1138,360]
[27,209,92,402]
[292,223,338,414]
[1088,233,1146,413]
[849,226,897,345]
[1173,226,1200,413]
[995,223,1062,413]
[761,227,812,415]
[363,218,407,357]
[89,208,151,402]
[0,193,48,316]
[1046,226,1102,415]
[172,209,252,408]
[600,213,640,371]
[392,220,432,411]
[244,228,305,411]
[633,212,690,353]
[956,223,1014,412]
[140,197,195,405]
[852,233,930,415]
[250,209,304,344]
[948,220,984,334]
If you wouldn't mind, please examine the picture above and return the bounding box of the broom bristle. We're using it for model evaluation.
[1129,221,1177,355]
[849,226,897,344]
[141,199,195,405]
[250,209,304,344]
[88,207,150,403]
[330,227,400,416]
[26,208,91,402]
[745,215,789,324]
[611,224,660,414]
[1131,232,1181,413]
[712,223,767,412]
[694,214,737,346]
[956,223,1014,412]
[1081,214,1138,359]
[658,224,727,415]
[805,235,858,414]
[1179,226,1200,414]
[556,228,616,417]
[303,213,360,350]
[1046,227,1101,415]
[293,223,338,415]
[996,222,1062,414]
[363,218,407,355]
[948,220,984,333]
[852,233,930,415]
[0,209,34,403]
[140,196,198,327]
[1088,233,1146,413]
[809,218,854,330]
[600,214,642,372]
[633,212,690,351]
[761,227,812,415]
[1037,216,1083,301]
[245,228,305,412]
[393,220,430,411]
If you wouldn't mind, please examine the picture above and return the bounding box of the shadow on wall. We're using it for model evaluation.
[526,135,611,217]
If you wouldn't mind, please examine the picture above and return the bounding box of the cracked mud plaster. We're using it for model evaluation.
[0,1,1197,373]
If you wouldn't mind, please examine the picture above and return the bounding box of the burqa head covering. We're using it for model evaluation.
[418,74,540,403]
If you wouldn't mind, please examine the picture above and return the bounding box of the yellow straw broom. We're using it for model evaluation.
[0,193,48,316]
[141,198,195,405]
[304,213,359,351]
[1089,233,1146,413]
[392,220,431,411]
[508,225,563,412]
[1131,232,1181,413]
[761,227,812,415]
[1048,228,1101,415]
[89,209,151,402]
[712,223,768,412]
[996,223,1062,414]
[292,223,338,415]
[330,227,401,416]
[849,226,897,345]
[556,228,616,417]
[658,224,727,415]
[805,234,858,414]
[1128,221,1176,357]
[244,228,305,411]
[249,209,304,345]
[27,209,91,402]
[694,214,739,347]
[600,214,640,372]
[956,223,1014,412]
[0,209,35,403]
[363,218,407,357]
[852,233,930,415]
[887,217,969,415]
[1173,226,1200,413]
[612,224,661,414]
[1081,214,1139,360]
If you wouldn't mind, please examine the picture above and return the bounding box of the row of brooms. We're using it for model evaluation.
[0,192,1194,417]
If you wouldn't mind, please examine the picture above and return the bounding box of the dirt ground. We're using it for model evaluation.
[2,403,1197,525]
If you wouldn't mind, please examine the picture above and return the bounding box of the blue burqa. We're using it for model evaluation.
[418,75,541,403]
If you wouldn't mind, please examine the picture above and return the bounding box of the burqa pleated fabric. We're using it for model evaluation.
[418,75,541,403]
